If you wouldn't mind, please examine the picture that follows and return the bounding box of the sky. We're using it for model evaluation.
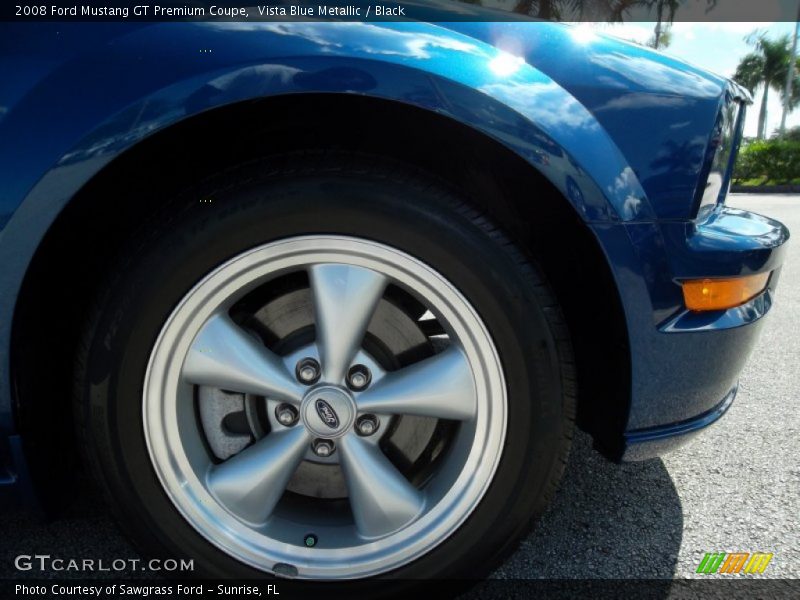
[590,22,800,138]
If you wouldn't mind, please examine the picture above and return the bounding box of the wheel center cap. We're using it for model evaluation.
[300,385,356,438]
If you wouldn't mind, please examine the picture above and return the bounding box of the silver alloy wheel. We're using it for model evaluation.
[143,236,506,579]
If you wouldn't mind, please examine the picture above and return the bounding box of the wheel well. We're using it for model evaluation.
[12,94,630,507]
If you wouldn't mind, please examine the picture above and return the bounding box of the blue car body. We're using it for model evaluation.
[0,19,789,503]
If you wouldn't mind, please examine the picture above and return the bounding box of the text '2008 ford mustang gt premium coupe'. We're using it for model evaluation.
[0,17,789,581]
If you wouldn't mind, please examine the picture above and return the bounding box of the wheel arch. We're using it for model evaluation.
[10,93,631,511]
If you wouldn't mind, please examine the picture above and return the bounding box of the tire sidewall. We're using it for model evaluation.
[80,170,568,580]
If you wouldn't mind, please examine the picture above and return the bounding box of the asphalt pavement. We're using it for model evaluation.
[1,194,797,582]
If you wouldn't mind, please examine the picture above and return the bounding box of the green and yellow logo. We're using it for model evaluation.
[696,552,773,574]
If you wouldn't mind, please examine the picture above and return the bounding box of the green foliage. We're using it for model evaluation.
[733,138,800,184]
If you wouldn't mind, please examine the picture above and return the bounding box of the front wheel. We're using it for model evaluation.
[75,157,575,580]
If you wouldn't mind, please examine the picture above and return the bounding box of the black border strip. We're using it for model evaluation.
[3,1,800,23]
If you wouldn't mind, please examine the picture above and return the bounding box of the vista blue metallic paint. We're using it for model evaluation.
[0,20,789,498]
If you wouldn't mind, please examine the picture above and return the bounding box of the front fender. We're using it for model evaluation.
[0,21,654,442]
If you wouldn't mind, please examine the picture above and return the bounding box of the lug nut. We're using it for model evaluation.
[346,364,372,391]
[312,439,335,458]
[275,404,298,427]
[296,357,321,385]
[356,415,379,436]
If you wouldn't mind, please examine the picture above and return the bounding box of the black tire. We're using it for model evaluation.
[74,154,575,581]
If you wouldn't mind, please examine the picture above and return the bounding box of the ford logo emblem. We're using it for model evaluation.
[315,399,340,429]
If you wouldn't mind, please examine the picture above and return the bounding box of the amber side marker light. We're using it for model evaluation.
[683,273,770,312]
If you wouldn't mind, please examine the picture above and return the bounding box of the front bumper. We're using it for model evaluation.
[606,205,789,461]
[622,385,737,461]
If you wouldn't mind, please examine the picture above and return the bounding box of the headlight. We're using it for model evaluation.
[695,92,745,218]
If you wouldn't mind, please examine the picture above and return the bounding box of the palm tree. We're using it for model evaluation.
[734,33,800,140]
[513,0,581,19]
[647,24,672,49]
[513,0,656,20]
[644,1,679,49]
[511,0,715,39]
[630,1,716,48]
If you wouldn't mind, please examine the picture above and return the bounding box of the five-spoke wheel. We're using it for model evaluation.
[76,159,573,581]
[144,237,506,578]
